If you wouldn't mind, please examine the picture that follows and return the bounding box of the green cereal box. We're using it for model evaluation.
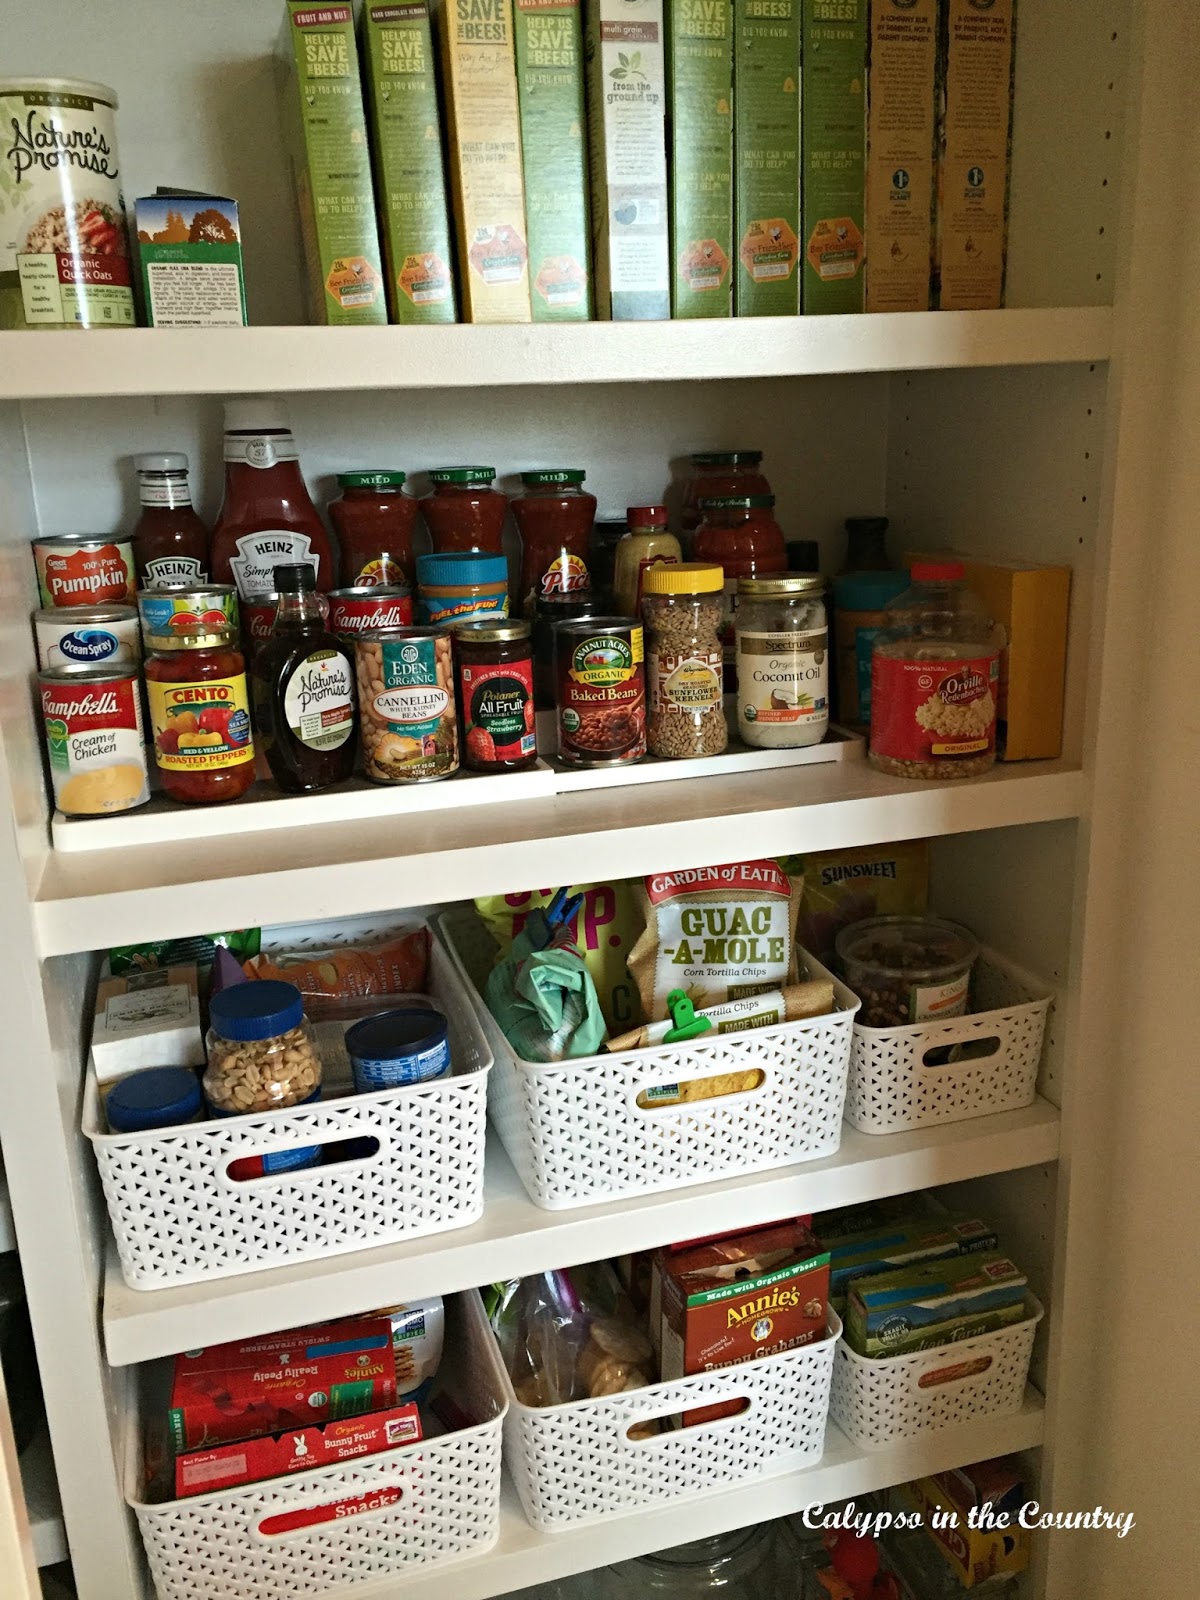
[514,0,593,320]
[865,0,937,312]
[134,192,247,327]
[277,2,387,325]
[361,2,457,323]
[800,0,866,314]
[733,0,801,316]
[585,0,671,320]
[668,0,734,317]
[935,0,1016,310]
[846,1252,1028,1358]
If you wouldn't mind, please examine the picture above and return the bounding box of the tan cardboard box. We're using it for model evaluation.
[865,0,937,313]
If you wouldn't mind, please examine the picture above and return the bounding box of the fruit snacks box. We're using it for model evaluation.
[174,1402,422,1497]
[845,1252,1027,1358]
[169,1317,398,1451]
[277,1,387,324]
[658,1220,829,1424]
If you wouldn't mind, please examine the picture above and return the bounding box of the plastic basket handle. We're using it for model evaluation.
[255,1483,405,1540]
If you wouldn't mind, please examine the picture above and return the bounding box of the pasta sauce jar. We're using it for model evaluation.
[510,469,596,616]
[143,616,256,804]
[454,618,538,772]
[554,617,646,767]
[681,451,771,536]
[328,470,417,588]
[420,468,506,554]
[694,495,787,691]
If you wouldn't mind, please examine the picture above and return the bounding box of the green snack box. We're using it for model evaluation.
[825,1215,999,1310]
[800,0,866,314]
[514,0,593,320]
[361,2,457,323]
[134,192,247,327]
[277,0,387,325]
[733,0,801,316]
[668,0,734,317]
[846,1251,1028,1358]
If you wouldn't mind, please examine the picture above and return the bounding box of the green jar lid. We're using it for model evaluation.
[691,450,763,467]
[698,494,776,510]
[337,469,406,488]
[428,466,497,485]
[520,469,587,486]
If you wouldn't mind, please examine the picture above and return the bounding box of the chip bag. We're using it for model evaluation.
[243,926,429,1013]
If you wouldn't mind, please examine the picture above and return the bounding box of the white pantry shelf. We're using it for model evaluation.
[20,1426,67,1569]
[101,1100,1060,1366]
[33,758,1084,957]
[0,307,1111,400]
[319,1394,1045,1600]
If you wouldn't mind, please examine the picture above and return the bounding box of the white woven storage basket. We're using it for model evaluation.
[87,917,491,1290]
[829,1295,1043,1450]
[495,1295,841,1531]
[843,949,1052,1135]
[435,909,858,1211]
[128,1294,507,1600]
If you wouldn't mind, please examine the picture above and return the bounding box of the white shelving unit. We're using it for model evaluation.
[0,2,1191,1599]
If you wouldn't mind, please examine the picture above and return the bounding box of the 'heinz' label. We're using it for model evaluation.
[142,555,207,587]
[35,539,134,608]
[229,531,318,600]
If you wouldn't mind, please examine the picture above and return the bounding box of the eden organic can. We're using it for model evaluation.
[554,617,646,767]
[328,585,414,642]
[0,78,135,331]
[34,604,140,670]
[355,627,457,784]
[33,533,135,608]
[38,665,150,816]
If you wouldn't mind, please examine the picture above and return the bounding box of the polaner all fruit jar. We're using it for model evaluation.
[0,78,135,330]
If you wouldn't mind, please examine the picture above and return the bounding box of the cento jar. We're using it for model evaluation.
[642,563,727,759]
[735,575,829,748]
[453,618,538,772]
[420,468,506,554]
[681,451,772,536]
[694,494,787,690]
[329,470,418,588]
[511,469,597,616]
[143,614,255,805]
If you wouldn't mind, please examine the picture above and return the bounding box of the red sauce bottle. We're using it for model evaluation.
[420,468,506,554]
[681,451,772,536]
[511,469,597,617]
[328,470,418,588]
[694,494,788,690]
[132,453,210,588]
[211,400,335,602]
[144,617,256,805]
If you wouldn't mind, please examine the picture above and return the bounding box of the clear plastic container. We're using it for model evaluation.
[836,915,979,1027]
[609,1525,786,1597]
[203,979,321,1114]
[869,561,1005,781]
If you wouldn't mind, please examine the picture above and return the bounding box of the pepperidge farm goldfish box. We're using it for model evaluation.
[361,1,458,322]
[801,0,866,314]
[668,0,734,317]
[278,1,387,324]
[733,0,801,315]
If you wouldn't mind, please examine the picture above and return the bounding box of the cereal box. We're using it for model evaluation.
[668,0,734,317]
[800,0,866,314]
[174,1402,422,1497]
[585,0,671,319]
[823,1215,999,1310]
[437,0,532,322]
[733,0,801,315]
[277,2,387,325]
[658,1221,829,1424]
[514,0,593,320]
[864,0,937,312]
[169,1316,398,1450]
[845,1252,1027,1358]
[134,192,247,327]
[934,0,1016,310]
[361,2,457,322]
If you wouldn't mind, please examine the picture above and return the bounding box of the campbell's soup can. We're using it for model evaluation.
[328,585,413,641]
[136,584,239,643]
[34,604,140,670]
[38,665,149,816]
[240,592,281,656]
[33,533,135,608]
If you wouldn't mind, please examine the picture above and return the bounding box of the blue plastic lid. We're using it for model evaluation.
[416,551,508,588]
[106,1067,202,1133]
[209,980,304,1042]
[832,571,910,610]
[345,1007,448,1062]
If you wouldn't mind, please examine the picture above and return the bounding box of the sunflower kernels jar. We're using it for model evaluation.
[735,574,829,748]
[642,562,727,759]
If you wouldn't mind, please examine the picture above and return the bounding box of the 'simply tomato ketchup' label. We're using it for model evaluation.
[870,653,999,762]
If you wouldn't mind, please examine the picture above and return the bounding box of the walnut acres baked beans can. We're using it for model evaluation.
[38,664,150,816]
[355,627,458,783]
[328,585,414,641]
[0,79,134,331]
[554,618,646,767]
[33,533,135,608]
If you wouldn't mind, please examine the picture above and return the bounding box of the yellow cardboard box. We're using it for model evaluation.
[905,551,1071,761]
[896,1472,1031,1588]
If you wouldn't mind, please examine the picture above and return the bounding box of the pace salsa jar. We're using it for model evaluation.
[510,469,596,617]
[143,616,256,804]
[420,468,506,554]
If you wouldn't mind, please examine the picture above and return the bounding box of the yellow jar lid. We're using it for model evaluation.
[642,562,724,595]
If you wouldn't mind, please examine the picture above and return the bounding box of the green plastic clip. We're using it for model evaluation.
[662,989,713,1043]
